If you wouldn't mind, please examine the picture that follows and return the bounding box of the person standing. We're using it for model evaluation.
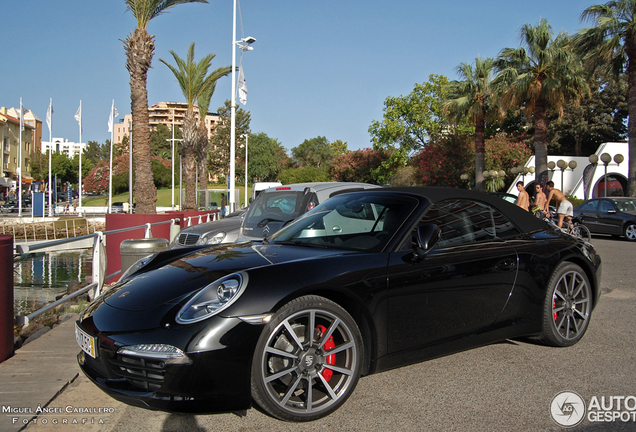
[545,181,573,228]
[531,184,548,218]
[220,193,227,218]
[515,182,530,211]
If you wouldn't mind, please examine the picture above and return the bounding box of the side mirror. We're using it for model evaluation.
[413,224,441,261]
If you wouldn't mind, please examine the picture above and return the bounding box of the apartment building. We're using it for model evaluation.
[113,101,221,144]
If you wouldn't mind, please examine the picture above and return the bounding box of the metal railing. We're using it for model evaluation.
[14,218,183,326]
[2,217,100,242]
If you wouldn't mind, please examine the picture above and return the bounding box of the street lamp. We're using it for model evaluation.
[600,152,624,197]
[230,0,255,213]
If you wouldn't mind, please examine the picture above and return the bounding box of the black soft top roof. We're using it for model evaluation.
[362,186,549,234]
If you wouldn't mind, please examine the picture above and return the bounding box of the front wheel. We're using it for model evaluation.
[251,295,363,422]
[541,262,592,347]
[624,223,636,242]
[572,224,591,243]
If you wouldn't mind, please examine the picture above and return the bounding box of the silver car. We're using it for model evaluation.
[238,182,381,241]
[170,209,245,248]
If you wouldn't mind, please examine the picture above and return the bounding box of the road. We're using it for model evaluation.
[24,236,636,432]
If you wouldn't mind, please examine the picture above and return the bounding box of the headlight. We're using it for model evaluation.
[119,254,157,281]
[118,344,191,365]
[200,232,225,245]
[176,272,248,324]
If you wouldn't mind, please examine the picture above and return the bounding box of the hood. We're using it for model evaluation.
[104,242,343,311]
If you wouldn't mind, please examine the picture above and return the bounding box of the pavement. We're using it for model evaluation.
[0,314,118,432]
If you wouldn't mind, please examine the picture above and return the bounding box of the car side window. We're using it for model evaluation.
[599,200,613,212]
[417,200,494,247]
[582,200,599,211]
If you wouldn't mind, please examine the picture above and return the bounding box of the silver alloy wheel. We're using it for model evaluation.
[257,306,358,418]
[625,223,636,241]
[551,269,591,341]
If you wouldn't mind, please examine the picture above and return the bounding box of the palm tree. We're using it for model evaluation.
[444,57,501,191]
[123,0,207,214]
[574,0,636,196]
[494,19,589,186]
[160,43,231,210]
[195,82,217,192]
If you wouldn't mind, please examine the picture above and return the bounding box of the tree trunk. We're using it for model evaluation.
[124,29,156,214]
[534,96,549,187]
[196,122,209,192]
[474,112,486,191]
[182,109,198,210]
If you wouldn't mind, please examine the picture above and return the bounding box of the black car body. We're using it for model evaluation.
[1,198,31,212]
[76,187,602,421]
[574,197,636,241]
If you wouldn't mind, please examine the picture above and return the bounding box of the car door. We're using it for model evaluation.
[597,199,622,235]
[386,199,519,353]
[598,199,623,236]
[576,199,600,232]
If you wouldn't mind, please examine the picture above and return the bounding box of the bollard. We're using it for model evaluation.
[0,235,14,363]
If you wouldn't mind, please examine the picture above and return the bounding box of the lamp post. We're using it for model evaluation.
[166,110,183,210]
[230,0,255,213]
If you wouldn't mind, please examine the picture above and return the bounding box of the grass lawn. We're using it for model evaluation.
[82,186,248,208]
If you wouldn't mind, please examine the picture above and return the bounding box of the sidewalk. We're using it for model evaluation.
[0,316,81,432]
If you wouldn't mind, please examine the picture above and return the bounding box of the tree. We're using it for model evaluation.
[291,136,334,168]
[574,0,636,196]
[239,132,288,183]
[278,167,330,184]
[330,140,349,156]
[329,148,391,184]
[150,124,182,158]
[159,42,231,209]
[369,74,466,184]
[412,134,475,188]
[444,57,501,191]
[494,19,589,186]
[209,100,251,181]
[123,0,207,214]
[83,140,109,165]
[548,72,628,155]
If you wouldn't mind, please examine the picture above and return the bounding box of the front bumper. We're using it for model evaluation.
[76,314,263,413]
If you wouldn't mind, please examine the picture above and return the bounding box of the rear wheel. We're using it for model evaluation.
[251,295,363,421]
[624,223,636,242]
[541,262,592,347]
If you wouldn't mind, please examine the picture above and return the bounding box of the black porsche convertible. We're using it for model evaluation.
[76,187,602,422]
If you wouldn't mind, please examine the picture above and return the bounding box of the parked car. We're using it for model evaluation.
[170,209,246,248]
[574,197,636,241]
[239,182,381,241]
[1,198,31,213]
[76,187,601,421]
[171,182,380,248]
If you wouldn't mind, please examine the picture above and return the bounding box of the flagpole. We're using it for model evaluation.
[77,101,82,212]
[18,98,23,218]
[47,99,53,216]
[108,100,114,214]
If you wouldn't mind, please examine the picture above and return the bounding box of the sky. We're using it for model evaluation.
[2,0,595,154]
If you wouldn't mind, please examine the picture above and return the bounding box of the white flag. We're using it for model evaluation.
[107,100,119,132]
[238,65,248,105]
[75,102,82,133]
[20,101,25,131]
[46,100,53,133]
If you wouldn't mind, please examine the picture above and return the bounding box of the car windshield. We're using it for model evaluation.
[241,190,312,238]
[612,199,636,212]
[268,193,418,252]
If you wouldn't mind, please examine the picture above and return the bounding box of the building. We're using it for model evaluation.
[41,138,86,158]
[1,106,41,196]
[113,101,221,144]
[507,142,630,200]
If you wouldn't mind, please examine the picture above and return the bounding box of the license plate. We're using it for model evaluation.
[75,323,98,358]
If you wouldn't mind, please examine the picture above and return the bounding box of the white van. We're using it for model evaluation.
[251,182,282,202]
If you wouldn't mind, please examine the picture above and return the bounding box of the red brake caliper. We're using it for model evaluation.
[553,298,557,322]
[316,325,335,381]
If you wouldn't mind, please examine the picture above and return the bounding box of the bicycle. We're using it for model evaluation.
[543,215,591,243]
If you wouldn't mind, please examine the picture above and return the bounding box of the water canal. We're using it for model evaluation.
[13,250,93,316]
